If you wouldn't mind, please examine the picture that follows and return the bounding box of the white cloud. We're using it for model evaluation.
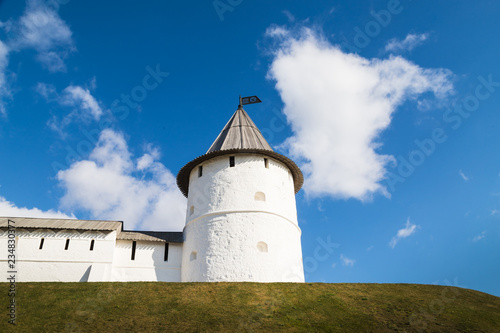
[282,10,295,22]
[265,25,290,38]
[137,145,160,171]
[61,85,103,121]
[57,129,186,231]
[385,33,429,53]
[0,1,73,114]
[35,50,66,72]
[340,254,355,266]
[0,20,14,32]
[0,40,10,116]
[389,218,419,248]
[14,0,74,72]
[37,83,104,134]
[0,196,74,219]
[491,209,499,216]
[267,28,453,200]
[472,231,486,242]
[459,169,469,181]
[0,41,8,69]
[35,82,57,100]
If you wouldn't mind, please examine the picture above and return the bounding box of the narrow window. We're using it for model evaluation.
[190,205,195,216]
[254,192,266,201]
[198,165,203,177]
[90,239,95,251]
[39,238,44,250]
[264,158,269,168]
[64,239,70,250]
[229,156,235,167]
[131,241,137,260]
[190,251,197,261]
[257,242,268,253]
[164,243,169,261]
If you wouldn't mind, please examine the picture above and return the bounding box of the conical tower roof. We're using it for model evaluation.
[206,107,273,153]
[177,106,303,197]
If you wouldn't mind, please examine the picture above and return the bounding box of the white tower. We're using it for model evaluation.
[177,103,304,282]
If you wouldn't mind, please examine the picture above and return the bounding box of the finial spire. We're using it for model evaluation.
[238,95,243,109]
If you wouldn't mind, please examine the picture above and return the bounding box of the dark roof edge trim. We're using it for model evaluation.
[121,230,184,243]
[176,148,304,197]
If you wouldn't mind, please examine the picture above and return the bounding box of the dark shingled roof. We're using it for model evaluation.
[118,231,184,243]
[176,106,303,197]
[207,107,273,152]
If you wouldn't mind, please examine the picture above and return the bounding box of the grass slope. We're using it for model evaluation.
[1,283,499,332]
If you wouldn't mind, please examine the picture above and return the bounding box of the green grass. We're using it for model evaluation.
[1,282,499,332]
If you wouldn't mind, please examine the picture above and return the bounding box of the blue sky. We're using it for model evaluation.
[1,0,499,296]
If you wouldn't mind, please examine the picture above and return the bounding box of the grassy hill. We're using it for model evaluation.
[1,282,499,332]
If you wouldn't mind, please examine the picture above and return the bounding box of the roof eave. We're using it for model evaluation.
[176,148,303,197]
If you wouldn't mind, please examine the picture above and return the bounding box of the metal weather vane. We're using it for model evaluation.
[238,95,262,108]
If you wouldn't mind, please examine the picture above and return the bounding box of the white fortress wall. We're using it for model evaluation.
[111,240,182,282]
[0,228,117,282]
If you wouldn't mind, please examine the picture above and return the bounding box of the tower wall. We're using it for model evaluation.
[181,154,304,282]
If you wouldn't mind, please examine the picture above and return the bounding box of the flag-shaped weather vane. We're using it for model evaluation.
[238,95,262,109]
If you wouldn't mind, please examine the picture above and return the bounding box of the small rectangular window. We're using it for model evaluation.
[229,156,235,167]
[39,238,44,250]
[64,239,70,250]
[264,158,269,168]
[164,243,169,261]
[131,241,137,260]
[198,165,203,177]
[90,239,95,251]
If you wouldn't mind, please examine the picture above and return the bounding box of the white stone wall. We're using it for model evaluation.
[182,154,304,282]
[111,240,182,282]
[0,228,183,282]
[0,228,116,282]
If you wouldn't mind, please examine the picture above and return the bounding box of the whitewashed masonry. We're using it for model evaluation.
[0,217,183,282]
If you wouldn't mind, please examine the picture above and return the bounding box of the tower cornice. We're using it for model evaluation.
[176,148,303,197]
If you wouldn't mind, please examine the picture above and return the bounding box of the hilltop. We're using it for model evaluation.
[1,282,499,332]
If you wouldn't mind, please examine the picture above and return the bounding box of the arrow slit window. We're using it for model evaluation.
[164,243,169,261]
[131,241,137,260]
[229,156,235,167]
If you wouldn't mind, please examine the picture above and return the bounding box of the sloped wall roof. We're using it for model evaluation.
[0,217,122,231]
[0,217,184,242]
